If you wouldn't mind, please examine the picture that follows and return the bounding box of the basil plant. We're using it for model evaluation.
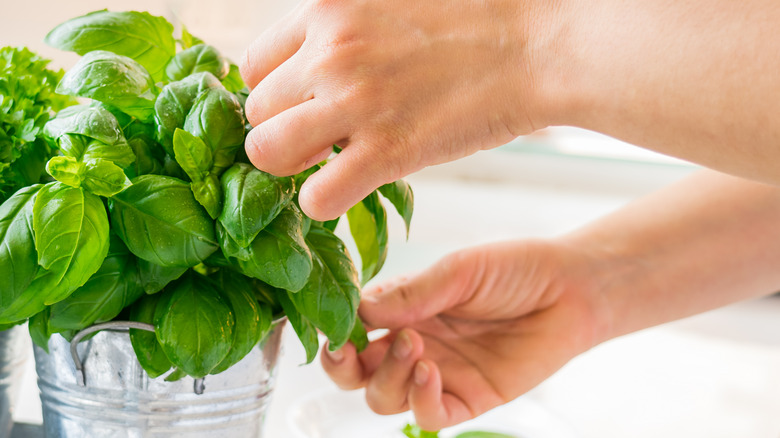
[0,10,413,380]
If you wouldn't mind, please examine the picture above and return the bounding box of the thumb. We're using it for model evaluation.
[359,252,476,329]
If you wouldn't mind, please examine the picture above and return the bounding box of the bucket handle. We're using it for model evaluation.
[70,321,206,395]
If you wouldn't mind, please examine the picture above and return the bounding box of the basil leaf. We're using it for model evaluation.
[154,272,234,378]
[290,225,360,351]
[349,317,369,353]
[165,44,229,82]
[191,174,223,219]
[44,10,176,81]
[81,159,132,197]
[44,105,133,165]
[209,272,266,375]
[164,368,187,382]
[402,424,440,438]
[56,51,157,123]
[32,182,110,305]
[219,163,295,247]
[180,25,204,50]
[172,128,212,182]
[126,132,164,178]
[0,185,41,316]
[109,175,218,267]
[45,156,83,188]
[153,72,223,155]
[276,289,319,364]
[216,221,251,261]
[48,234,143,332]
[129,293,172,378]
[379,179,414,239]
[221,64,246,93]
[137,259,188,295]
[183,88,245,173]
[29,308,52,353]
[347,191,388,285]
[234,205,313,292]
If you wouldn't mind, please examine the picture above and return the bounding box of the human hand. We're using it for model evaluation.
[320,240,611,430]
[240,0,560,220]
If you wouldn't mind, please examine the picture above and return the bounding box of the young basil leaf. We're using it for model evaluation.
[154,72,223,155]
[137,259,188,295]
[154,272,234,378]
[129,293,172,378]
[379,179,414,239]
[290,225,360,351]
[109,175,218,267]
[180,25,204,50]
[45,156,83,188]
[56,51,157,123]
[346,191,388,286]
[48,234,143,332]
[28,308,52,353]
[32,182,110,305]
[183,88,245,173]
[165,44,229,82]
[45,106,126,148]
[81,159,132,197]
[349,317,369,353]
[234,205,313,292]
[208,272,265,375]
[172,128,213,182]
[191,174,223,220]
[44,10,176,81]
[221,64,247,93]
[126,133,164,178]
[219,163,295,247]
[0,185,41,316]
[216,221,251,261]
[276,289,319,364]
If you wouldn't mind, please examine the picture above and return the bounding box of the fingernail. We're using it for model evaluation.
[392,331,413,360]
[327,348,344,363]
[414,361,429,386]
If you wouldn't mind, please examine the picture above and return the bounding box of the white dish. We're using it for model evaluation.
[287,388,580,438]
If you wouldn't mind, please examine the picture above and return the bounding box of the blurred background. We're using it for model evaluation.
[4,1,780,437]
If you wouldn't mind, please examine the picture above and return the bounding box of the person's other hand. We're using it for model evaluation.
[240,0,561,220]
[320,240,611,430]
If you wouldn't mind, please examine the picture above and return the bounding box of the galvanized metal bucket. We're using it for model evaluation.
[0,324,28,436]
[33,319,286,438]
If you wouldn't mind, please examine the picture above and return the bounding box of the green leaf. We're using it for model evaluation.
[165,44,229,82]
[233,205,313,292]
[221,64,246,93]
[129,293,172,378]
[0,185,41,321]
[402,424,440,438]
[81,159,132,197]
[347,191,388,285]
[48,234,143,332]
[349,317,369,353]
[45,10,176,81]
[290,225,360,351]
[56,51,157,122]
[276,289,319,364]
[208,272,267,375]
[153,72,223,155]
[45,156,83,188]
[164,368,187,382]
[180,25,204,50]
[379,179,414,239]
[183,88,245,173]
[173,128,213,182]
[32,183,110,306]
[137,258,188,294]
[43,105,134,168]
[126,132,164,178]
[154,272,234,378]
[29,308,52,353]
[219,163,295,247]
[191,174,223,219]
[109,175,218,267]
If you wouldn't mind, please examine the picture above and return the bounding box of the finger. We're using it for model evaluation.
[240,6,306,89]
[244,50,312,127]
[409,359,473,431]
[364,329,424,415]
[244,99,348,176]
[320,336,392,390]
[357,253,473,329]
[298,141,402,221]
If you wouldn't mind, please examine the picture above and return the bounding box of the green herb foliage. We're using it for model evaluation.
[0,10,414,378]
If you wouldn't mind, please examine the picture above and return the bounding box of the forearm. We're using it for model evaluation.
[562,170,780,341]
[534,0,780,184]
